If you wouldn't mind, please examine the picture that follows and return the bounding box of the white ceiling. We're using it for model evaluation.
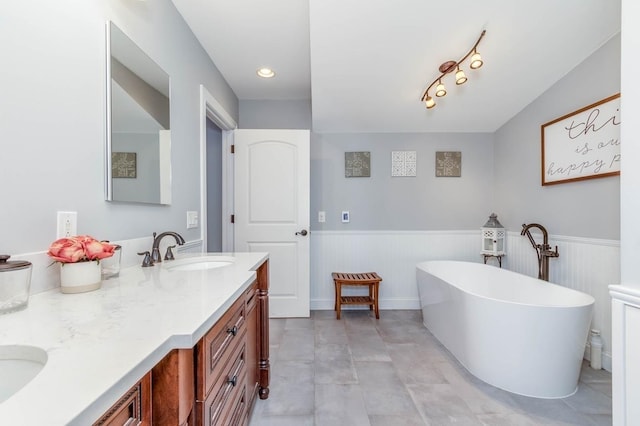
[171,0,620,133]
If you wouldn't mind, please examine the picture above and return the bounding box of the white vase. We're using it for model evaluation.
[59,261,102,294]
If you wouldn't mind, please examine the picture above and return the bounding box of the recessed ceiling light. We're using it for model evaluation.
[256,67,276,78]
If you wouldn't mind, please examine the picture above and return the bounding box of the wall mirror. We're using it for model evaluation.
[106,21,171,204]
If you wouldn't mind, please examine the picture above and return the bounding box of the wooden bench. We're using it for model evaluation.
[332,272,382,320]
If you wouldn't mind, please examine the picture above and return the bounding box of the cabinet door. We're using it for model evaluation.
[93,372,151,426]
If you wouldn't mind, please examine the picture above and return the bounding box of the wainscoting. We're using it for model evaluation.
[310,230,619,371]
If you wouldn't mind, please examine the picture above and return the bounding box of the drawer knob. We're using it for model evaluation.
[227,375,238,387]
[227,325,238,336]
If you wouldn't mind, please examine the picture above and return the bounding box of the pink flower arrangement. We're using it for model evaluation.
[48,235,116,264]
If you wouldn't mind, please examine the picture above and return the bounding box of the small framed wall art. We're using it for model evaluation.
[435,151,461,177]
[111,152,137,178]
[391,151,417,177]
[345,151,371,177]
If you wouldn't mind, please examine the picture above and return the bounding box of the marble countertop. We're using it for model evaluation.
[0,252,268,425]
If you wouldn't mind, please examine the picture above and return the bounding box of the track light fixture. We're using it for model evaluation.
[420,30,486,110]
[435,80,447,97]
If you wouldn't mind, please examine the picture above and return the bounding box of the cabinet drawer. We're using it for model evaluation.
[197,337,247,426]
[227,383,247,426]
[196,293,246,398]
[93,372,151,426]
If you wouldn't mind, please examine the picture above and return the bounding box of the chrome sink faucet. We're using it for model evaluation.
[151,231,185,263]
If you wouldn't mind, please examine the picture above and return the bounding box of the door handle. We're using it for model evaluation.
[295,229,308,236]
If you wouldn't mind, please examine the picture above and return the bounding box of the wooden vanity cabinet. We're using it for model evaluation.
[93,372,152,426]
[193,259,270,426]
[194,281,258,426]
[94,260,270,426]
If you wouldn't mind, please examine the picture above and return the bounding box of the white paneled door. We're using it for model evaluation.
[234,129,310,318]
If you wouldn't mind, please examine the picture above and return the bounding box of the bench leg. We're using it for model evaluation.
[336,282,342,320]
[374,283,380,319]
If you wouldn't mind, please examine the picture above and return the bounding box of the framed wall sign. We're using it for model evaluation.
[541,94,620,186]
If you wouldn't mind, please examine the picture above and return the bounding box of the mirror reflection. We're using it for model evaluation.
[106,21,171,204]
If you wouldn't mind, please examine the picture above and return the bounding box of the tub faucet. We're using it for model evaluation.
[521,223,559,281]
[151,231,185,263]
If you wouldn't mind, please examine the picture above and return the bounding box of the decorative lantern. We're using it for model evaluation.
[481,213,505,256]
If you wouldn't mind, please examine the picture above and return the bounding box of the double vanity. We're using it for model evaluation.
[0,252,270,425]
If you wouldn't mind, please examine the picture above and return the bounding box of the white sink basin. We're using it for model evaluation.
[0,345,47,403]
[165,256,235,272]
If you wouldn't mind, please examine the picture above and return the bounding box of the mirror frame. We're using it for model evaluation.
[105,21,172,205]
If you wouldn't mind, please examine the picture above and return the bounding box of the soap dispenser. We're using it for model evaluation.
[0,255,33,314]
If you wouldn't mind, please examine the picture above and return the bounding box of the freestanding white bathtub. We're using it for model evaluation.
[416,260,594,399]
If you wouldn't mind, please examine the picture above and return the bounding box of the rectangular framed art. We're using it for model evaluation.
[391,151,417,177]
[112,152,137,178]
[435,151,461,177]
[541,94,620,186]
[345,152,371,177]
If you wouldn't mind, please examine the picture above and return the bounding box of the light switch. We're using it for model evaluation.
[341,211,350,223]
[318,211,326,223]
[186,211,199,229]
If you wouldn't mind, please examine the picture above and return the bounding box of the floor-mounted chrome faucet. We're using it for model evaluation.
[521,223,559,281]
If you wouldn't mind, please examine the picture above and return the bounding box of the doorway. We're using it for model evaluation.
[206,118,223,252]
[199,85,236,252]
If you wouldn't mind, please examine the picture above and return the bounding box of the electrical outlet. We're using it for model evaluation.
[57,211,77,238]
[186,211,199,229]
[341,211,350,223]
[318,211,326,223]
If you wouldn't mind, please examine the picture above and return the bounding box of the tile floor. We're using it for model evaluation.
[249,310,612,426]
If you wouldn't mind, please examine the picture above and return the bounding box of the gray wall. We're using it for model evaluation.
[311,133,495,230]
[239,100,312,129]
[1,0,237,254]
[494,34,621,240]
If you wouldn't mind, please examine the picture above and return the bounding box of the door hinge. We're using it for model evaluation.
[231,214,235,223]
[230,144,235,154]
